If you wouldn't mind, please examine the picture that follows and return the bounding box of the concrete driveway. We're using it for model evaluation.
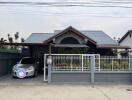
[0,85,132,100]
[0,74,46,85]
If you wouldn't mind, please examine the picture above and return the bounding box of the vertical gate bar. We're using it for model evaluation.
[130,56,132,71]
[99,55,100,71]
[71,56,73,71]
[129,57,131,70]
[112,58,113,71]
[53,56,54,70]
[82,54,83,71]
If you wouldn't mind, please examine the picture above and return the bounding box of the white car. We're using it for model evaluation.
[12,57,40,78]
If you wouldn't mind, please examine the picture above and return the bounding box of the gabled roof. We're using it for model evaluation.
[82,31,117,45]
[55,30,117,45]
[43,26,96,44]
[24,26,117,45]
[119,30,132,43]
[25,33,54,43]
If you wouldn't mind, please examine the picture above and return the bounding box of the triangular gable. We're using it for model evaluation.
[119,30,132,43]
[43,26,96,45]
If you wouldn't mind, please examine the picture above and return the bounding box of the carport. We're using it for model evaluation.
[0,42,51,84]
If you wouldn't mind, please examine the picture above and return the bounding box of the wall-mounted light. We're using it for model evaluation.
[47,56,52,65]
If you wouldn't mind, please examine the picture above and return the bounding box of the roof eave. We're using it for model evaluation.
[0,43,49,46]
[97,45,130,49]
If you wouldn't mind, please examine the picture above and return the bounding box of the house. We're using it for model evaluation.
[119,30,132,56]
[23,26,129,59]
[23,26,132,83]
[0,26,131,83]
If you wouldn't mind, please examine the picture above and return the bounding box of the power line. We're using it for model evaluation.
[0,1,132,9]
[1,4,132,9]
[1,1,132,4]
[0,9,132,19]
[0,1,132,18]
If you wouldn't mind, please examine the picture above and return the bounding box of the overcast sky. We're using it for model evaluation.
[0,0,132,40]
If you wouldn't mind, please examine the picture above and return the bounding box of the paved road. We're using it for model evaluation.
[0,85,132,100]
[0,75,132,100]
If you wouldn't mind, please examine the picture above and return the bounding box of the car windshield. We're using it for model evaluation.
[21,58,35,64]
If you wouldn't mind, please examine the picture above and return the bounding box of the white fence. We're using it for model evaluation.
[44,54,131,72]
[99,57,130,71]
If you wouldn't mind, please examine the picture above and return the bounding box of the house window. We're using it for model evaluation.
[60,37,80,44]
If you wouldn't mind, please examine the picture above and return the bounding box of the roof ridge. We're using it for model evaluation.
[32,33,53,34]
[80,30,103,32]
[55,30,103,32]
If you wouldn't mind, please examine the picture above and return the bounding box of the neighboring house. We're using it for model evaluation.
[24,26,129,58]
[119,30,132,56]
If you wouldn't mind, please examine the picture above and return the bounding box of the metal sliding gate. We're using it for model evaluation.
[44,54,100,83]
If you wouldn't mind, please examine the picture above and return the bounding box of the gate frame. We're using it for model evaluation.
[43,54,100,83]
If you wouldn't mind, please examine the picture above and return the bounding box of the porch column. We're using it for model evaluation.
[49,43,52,55]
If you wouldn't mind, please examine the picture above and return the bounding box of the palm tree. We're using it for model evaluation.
[21,38,25,43]
[7,34,13,43]
[7,33,14,49]
[7,34,10,38]
[9,37,13,43]
[0,38,7,43]
[0,38,7,48]
[14,32,19,43]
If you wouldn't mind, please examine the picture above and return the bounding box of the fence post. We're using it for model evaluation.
[91,55,95,84]
[43,54,46,81]
[47,56,52,83]
[112,58,114,71]
[98,55,100,71]
[48,64,51,83]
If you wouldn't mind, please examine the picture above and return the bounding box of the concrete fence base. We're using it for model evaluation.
[49,71,132,84]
